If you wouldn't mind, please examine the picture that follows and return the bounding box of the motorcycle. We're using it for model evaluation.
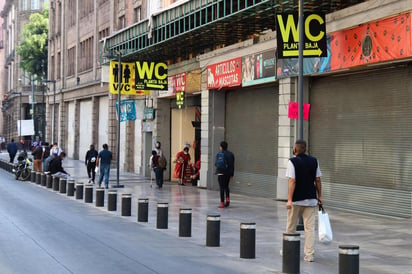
[12,152,32,181]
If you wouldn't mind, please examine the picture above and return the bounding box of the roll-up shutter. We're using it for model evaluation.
[225,86,278,198]
[310,65,412,218]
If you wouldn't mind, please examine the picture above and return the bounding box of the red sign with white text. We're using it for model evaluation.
[207,58,242,90]
[288,102,310,120]
[170,73,186,93]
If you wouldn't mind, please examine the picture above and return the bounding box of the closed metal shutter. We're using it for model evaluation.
[310,65,412,218]
[225,86,278,198]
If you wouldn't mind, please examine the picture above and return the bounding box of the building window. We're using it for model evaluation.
[67,47,75,76]
[31,0,40,9]
[57,52,61,79]
[79,0,94,18]
[22,0,28,10]
[78,37,94,72]
[118,15,126,30]
[98,27,110,40]
[50,55,55,80]
[134,7,141,23]
[68,0,76,26]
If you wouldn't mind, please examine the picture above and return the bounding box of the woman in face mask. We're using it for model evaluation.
[173,146,191,185]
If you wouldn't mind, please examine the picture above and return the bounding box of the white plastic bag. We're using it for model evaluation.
[318,205,333,244]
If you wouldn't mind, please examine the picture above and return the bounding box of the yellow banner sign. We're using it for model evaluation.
[109,61,150,95]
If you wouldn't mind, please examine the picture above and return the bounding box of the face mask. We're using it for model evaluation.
[184,151,188,154]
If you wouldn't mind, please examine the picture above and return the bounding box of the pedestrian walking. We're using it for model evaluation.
[150,150,163,189]
[173,145,191,185]
[285,139,322,262]
[96,144,112,189]
[215,141,235,208]
[7,139,18,163]
[85,144,98,183]
[154,141,167,187]
[31,142,43,172]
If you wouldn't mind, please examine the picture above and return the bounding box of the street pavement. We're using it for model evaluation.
[0,152,411,274]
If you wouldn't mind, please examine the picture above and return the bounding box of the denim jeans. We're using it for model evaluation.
[98,164,110,187]
[154,167,164,187]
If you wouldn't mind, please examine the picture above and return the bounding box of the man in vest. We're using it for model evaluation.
[285,139,322,262]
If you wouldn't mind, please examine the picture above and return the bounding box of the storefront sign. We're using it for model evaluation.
[242,50,276,87]
[136,61,168,91]
[158,73,186,98]
[288,102,310,120]
[116,100,136,122]
[207,57,241,90]
[143,108,155,120]
[277,35,332,79]
[330,12,411,70]
[276,13,327,58]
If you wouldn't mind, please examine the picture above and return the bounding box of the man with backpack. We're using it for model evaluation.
[154,141,167,188]
[215,141,235,208]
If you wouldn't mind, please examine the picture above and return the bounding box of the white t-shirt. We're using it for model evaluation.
[286,159,322,206]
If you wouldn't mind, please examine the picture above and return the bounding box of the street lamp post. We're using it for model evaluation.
[296,0,305,232]
[114,52,124,188]
[14,92,22,146]
[42,79,56,144]
[103,51,124,188]
[31,75,35,142]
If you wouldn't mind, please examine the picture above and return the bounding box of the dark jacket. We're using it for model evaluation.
[7,142,18,155]
[49,157,67,174]
[290,153,318,202]
[216,150,235,177]
[32,146,43,160]
[85,149,98,166]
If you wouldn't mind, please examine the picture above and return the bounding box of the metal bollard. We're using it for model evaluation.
[96,188,105,207]
[84,185,93,203]
[282,233,300,274]
[339,245,359,274]
[179,208,192,237]
[206,214,220,247]
[46,175,52,188]
[75,183,84,200]
[107,190,117,211]
[59,178,67,193]
[31,170,36,182]
[156,203,168,229]
[121,194,132,216]
[240,223,256,259]
[52,176,60,191]
[137,198,149,222]
[36,172,42,184]
[41,173,46,186]
[67,180,75,196]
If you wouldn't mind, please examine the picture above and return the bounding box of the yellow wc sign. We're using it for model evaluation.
[109,61,148,95]
[276,12,327,58]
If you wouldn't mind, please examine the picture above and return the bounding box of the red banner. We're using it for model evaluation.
[288,102,310,120]
[331,13,412,70]
[207,58,242,90]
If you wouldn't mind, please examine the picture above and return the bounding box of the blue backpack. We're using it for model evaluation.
[215,151,227,172]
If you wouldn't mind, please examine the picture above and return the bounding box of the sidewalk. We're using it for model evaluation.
[2,152,411,274]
